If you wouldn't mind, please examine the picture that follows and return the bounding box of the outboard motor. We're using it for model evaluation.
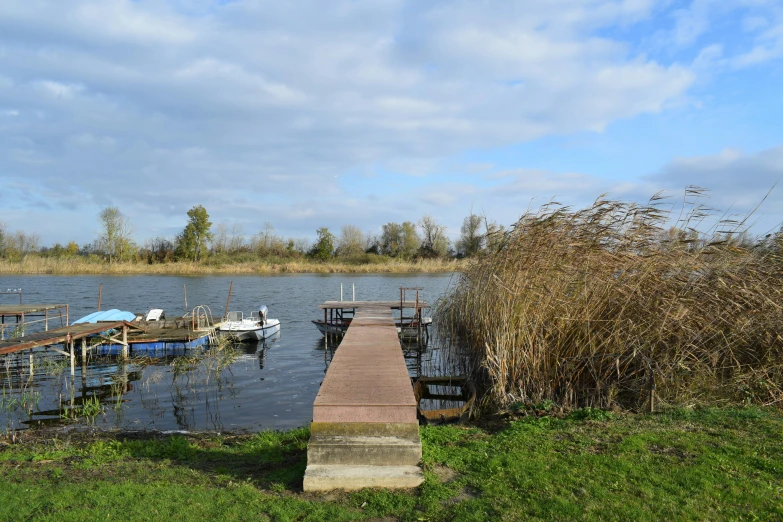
[257,305,268,325]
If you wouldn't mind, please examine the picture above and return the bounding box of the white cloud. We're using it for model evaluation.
[33,80,84,99]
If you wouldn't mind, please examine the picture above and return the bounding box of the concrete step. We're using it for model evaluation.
[303,465,424,491]
[307,435,422,466]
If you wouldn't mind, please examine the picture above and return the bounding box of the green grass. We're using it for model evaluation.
[1,408,782,521]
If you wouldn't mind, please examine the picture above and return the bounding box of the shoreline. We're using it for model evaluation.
[0,257,466,276]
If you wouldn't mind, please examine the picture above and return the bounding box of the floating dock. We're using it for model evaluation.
[303,302,425,491]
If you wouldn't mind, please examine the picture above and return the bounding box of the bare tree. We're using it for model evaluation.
[337,225,365,257]
[419,215,449,258]
[6,230,40,261]
[228,223,245,253]
[212,223,229,254]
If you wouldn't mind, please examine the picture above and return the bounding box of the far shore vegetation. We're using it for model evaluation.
[0,205,484,274]
[0,255,464,275]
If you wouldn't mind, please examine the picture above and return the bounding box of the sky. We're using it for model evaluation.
[1,0,782,248]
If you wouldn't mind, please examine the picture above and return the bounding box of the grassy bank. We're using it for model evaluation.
[0,257,464,275]
[2,407,782,521]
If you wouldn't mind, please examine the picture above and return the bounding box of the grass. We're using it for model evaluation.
[1,407,782,521]
[0,256,463,275]
[437,189,783,413]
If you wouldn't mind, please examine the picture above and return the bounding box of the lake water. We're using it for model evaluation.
[0,273,460,432]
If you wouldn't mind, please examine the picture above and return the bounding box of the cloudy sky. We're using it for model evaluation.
[1,0,782,247]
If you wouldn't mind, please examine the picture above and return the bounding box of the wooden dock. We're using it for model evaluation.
[0,303,69,340]
[303,302,424,491]
[0,321,133,356]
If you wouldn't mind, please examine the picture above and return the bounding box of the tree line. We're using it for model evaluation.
[0,205,502,264]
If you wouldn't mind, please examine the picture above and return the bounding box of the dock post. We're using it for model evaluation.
[81,338,87,386]
[121,325,128,360]
[352,284,355,302]
[70,340,75,377]
[29,351,34,378]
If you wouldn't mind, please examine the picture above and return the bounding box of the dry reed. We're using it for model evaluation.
[437,188,783,413]
[0,257,463,275]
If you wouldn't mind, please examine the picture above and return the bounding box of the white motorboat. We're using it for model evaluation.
[219,305,281,342]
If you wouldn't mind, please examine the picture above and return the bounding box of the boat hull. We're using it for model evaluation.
[219,319,281,342]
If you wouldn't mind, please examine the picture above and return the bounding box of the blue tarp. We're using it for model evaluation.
[72,309,137,325]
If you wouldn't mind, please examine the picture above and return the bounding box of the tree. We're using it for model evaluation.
[212,223,229,254]
[0,222,6,258]
[457,213,483,257]
[176,205,213,262]
[399,221,421,259]
[3,230,40,261]
[228,224,245,253]
[380,222,420,259]
[381,222,403,256]
[336,225,364,257]
[144,237,175,264]
[66,241,79,257]
[418,215,449,258]
[309,228,335,261]
[97,206,135,263]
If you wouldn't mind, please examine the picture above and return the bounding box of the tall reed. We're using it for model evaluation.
[437,189,783,412]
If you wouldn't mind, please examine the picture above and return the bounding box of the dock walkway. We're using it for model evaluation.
[303,303,424,491]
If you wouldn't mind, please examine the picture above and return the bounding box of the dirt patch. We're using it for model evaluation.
[432,464,458,483]
[647,443,696,461]
[444,485,478,506]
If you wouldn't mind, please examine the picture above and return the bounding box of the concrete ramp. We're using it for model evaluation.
[303,305,424,491]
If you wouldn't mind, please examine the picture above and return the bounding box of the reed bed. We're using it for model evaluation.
[0,256,463,275]
[437,189,783,413]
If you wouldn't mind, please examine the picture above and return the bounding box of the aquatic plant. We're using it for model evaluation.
[0,388,41,413]
[437,188,783,413]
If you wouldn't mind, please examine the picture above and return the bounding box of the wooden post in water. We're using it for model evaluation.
[225,281,234,318]
[29,351,34,378]
[70,340,75,377]
[121,325,129,360]
[184,284,188,316]
[81,338,87,382]
[97,284,102,311]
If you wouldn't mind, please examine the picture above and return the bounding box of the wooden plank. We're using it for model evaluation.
[0,304,68,316]
[313,305,417,424]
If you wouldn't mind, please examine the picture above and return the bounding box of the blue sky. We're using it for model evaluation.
[1,0,782,247]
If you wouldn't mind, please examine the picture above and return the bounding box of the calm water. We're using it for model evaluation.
[0,273,459,432]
